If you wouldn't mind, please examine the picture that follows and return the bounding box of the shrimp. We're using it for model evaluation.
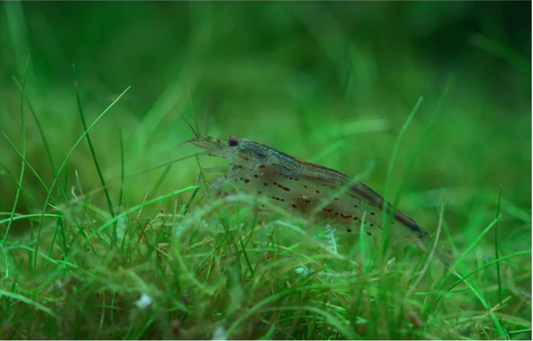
[185,135,444,258]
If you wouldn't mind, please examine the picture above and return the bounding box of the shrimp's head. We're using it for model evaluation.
[186,135,273,168]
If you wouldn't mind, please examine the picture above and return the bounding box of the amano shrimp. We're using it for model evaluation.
[185,135,446,261]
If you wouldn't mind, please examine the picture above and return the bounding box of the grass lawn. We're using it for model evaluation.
[0,2,531,339]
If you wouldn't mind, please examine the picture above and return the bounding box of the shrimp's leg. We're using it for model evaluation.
[195,167,228,198]
[197,166,243,198]
[195,166,228,185]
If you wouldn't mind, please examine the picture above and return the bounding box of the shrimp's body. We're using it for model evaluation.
[187,135,437,253]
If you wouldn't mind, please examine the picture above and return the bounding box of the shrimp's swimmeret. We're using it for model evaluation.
[186,135,435,253]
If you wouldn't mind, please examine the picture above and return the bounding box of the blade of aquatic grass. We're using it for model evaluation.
[204,92,212,137]
[375,96,422,337]
[54,213,71,272]
[81,201,114,222]
[358,212,371,274]
[181,186,200,217]
[0,289,60,321]
[348,274,367,337]
[2,2,31,76]
[495,184,503,306]
[2,132,50,195]
[33,86,131,270]
[118,127,125,208]
[12,77,68,203]
[203,222,227,281]
[405,193,446,300]
[3,242,78,270]
[189,85,202,136]
[0,213,62,225]
[498,196,531,223]
[1,57,30,283]
[239,236,254,278]
[127,316,156,339]
[257,324,276,340]
[149,164,173,196]
[0,159,27,280]
[445,250,531,294]
[2,55,29,250]
[460,280,507,339]
[394,76,453,214]
[45,215,60,262]
[73,67,116,247]
[0,160,26,202]
[63,161,69,202]
[380,96,423,255]
[389,77,454,286]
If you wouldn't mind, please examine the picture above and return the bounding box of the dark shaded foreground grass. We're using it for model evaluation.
[1,187,531,339]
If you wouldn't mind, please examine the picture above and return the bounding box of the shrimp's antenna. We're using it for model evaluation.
[63,150,210,206]
[134,151,209,178]
[175,103,199,138]
[186,83,202,137]
[205,90,212,136]
[159,136,204,161]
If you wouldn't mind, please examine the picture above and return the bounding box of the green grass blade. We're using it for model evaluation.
[12,77,68,203]
[118,127,125,208]
[2,55,30,253]
[0,213,61,225]
[495,183,503,306]
[381,96,423,254]
[73,68,116,246]
[0,160,26,200]
[0,289,59,320]
[445,250,531,294]
[149,164,173,196]
[2,132,50,194]
[405,194,446,300]
[239,237,254,278]
[359,211,368,273]
[394,76,453,214]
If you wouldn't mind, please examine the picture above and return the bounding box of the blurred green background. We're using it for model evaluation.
[1,1,531,250]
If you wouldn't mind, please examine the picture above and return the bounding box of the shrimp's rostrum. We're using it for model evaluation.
[187,135,433,251]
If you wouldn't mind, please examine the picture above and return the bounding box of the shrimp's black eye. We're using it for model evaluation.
[228,136,239,147]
